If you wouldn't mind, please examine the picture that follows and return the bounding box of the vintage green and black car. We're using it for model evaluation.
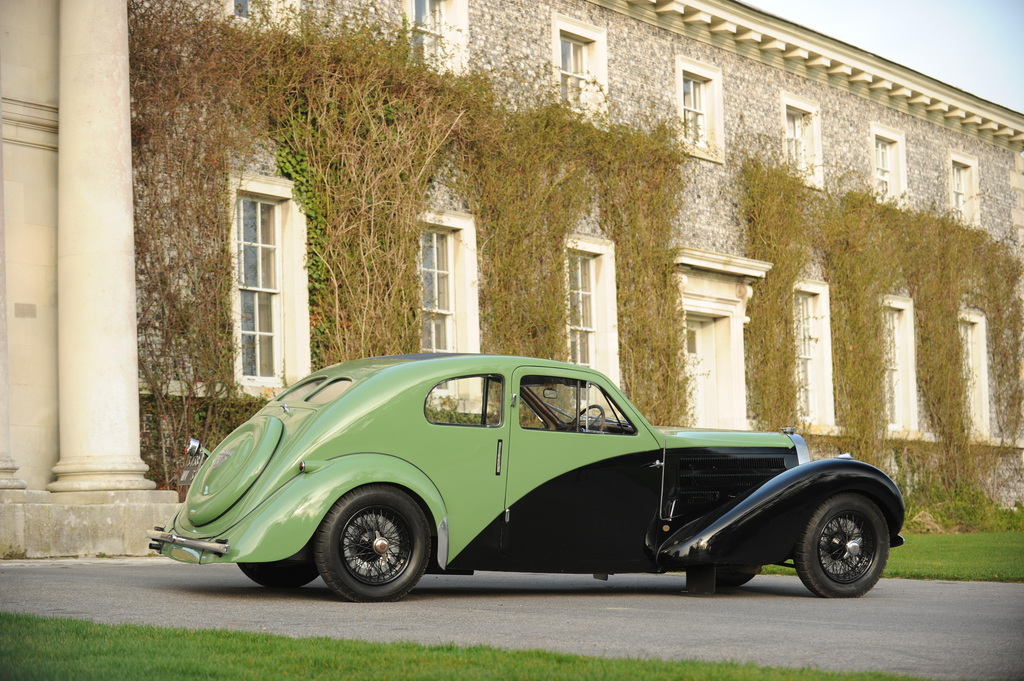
[148,354,904,601]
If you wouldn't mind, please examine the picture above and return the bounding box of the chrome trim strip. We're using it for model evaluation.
[436,517,449,570]
[784,431,812,465]
[146,530,229,556]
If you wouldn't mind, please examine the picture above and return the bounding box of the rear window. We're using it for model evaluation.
[305,379,354,404]
[277,378,326,402]
[425,375,503,427]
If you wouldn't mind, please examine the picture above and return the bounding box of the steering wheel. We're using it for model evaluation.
[581,404,606,432]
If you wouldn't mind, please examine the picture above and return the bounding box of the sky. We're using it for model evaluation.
[744,0,1024,114]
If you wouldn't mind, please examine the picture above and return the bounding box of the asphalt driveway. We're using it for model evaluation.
[1,558,1022,680]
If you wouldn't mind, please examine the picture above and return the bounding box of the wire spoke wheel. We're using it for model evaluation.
[795,493,889,598]
[816,511,875,583]
[341,507,412,585]
[314,485,430,602]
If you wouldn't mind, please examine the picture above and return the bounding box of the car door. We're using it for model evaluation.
[499,367,664,572]
[417,373,511,568]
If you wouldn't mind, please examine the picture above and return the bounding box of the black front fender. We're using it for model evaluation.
[658,458,904,568]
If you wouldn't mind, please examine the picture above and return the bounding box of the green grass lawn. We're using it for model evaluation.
[2,532,1021,681]
[0,612,937,681]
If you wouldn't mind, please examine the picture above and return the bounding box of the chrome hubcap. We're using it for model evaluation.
[373,534,390,556]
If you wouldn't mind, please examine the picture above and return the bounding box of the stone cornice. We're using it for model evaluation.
[676,247,773,277]
[593,0,1024,151]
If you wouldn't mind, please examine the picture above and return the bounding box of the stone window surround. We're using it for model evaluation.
[232,175,310,394]
[676,54,725,161]
[793,279,836,431]
[551,12,608,113]
[567,235,620,386]
[676,248,771,431]
[405,0,470,73]
[870,122,908,199]
[781,91,824,188]
[421,209,482,355]
[959,308,991,439]
[883,295,920,436]
[949,149,981,225]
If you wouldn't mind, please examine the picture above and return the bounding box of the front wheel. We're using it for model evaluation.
[794,493,889,598]
[313,485,430,602]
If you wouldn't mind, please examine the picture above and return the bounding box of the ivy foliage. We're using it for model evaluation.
[128,1,691,485]
[129,3,1021,528]
[736,150,1024,528]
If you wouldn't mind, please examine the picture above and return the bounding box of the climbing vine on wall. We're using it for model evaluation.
[737,152,814,431]
[736,149,1024,526]
[128,1,694,482]
[584,122,690,425]
[130,3,1021,527]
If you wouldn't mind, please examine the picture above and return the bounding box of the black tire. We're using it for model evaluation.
[794,493,889,598]
[238,560,320,588]
[313,485,430,603]
[716,566,761,589]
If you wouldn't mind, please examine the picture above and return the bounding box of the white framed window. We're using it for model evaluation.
[419,210,481,354]
[870,124,907,198]
[551,14,607,112]
[567,252,595,368]
[883,296,919,434]
[566,236,619,384]
[233,175,310,392]
[676,248,772,430]
[782,93,823,187]
[238,197,277,379]
[421,230,454,352]
[793,281,835,428]
[960,310,990,439]
[676,56,724,157]
[225,0,299,19]
[950,150,980,224]
[406,0,469,71]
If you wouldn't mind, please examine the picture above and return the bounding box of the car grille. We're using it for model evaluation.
[673,454,789,509]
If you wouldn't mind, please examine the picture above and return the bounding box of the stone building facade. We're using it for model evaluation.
[2,0,1023,558]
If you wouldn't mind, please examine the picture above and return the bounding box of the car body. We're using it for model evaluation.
[148,354,905,601]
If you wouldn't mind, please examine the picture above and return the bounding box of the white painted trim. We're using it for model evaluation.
[949,149,981,225]
[567,235,620,386]
[794,279,836,430]
[551,12,608,113]
[422,210,481,355]
[959,308,991,439]
[869,122,908,200]
[232,175,310,395]
[883,295,920,436]
[675,55,725,159]
[782,91,824,188]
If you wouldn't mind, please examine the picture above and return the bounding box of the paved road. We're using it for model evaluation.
[2,558,1022,680]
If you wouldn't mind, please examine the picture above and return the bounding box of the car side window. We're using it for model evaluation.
[518,375,635,435]
[425,375,503,427]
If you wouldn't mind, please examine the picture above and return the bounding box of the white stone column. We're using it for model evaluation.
[0,48,28,492]
[49,0,153,492]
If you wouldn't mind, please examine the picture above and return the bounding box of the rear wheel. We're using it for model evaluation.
[794,493,889,598]
[238,560,320,588]
[313,485,430,602]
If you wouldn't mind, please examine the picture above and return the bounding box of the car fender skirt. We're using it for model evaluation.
[658,458,904,568]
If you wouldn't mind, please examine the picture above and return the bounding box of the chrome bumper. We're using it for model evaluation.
[147,529,229,556]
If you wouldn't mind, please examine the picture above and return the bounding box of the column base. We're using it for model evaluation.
[0,489,179,559]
